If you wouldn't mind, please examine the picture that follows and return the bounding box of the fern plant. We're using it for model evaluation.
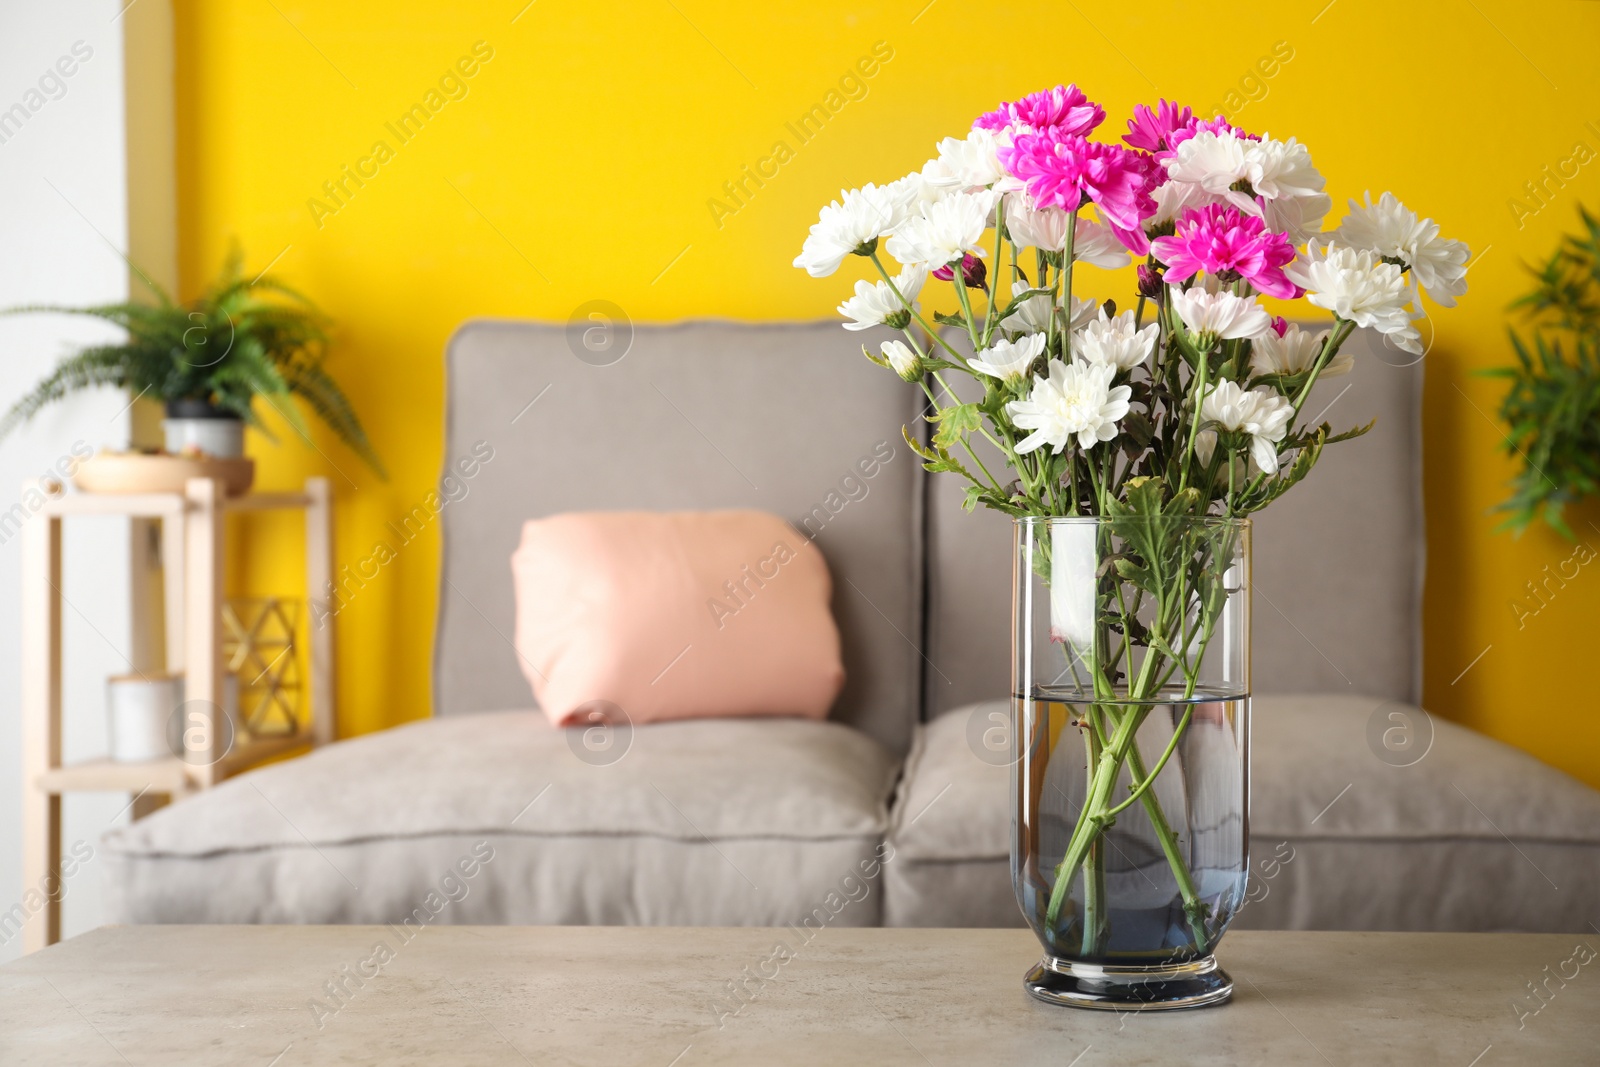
[2,249,385,476]
[1484,206,1600,538]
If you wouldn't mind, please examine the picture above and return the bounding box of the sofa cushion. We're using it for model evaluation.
[103,712,899,928]
[1241,693,1600,932]
[511,509,843,727]
[884,696,1600,932]
[882,703,1020,928]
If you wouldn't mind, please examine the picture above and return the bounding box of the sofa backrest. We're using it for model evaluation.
[434,320,925,754]
[436,320,1425,753]
[923,326,1425,714]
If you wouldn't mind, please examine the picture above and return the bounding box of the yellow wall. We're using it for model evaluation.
[172,1,1600,786]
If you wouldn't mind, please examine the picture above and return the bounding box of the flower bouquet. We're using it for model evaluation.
[795,84,1467,1009]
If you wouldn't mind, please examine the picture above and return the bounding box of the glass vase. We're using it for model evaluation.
[1012,515,1250,1010]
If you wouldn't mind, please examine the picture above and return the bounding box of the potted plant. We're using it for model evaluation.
[1,248,384,486]
[1485,205,1600,538]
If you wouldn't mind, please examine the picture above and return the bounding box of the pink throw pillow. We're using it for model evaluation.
[511,510,845,727]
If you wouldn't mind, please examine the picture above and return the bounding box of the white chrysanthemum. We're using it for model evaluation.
[1149,177,1219,227]
[1004,196,1130,269]
[1002,282,1098,337]
[1250,324,1351,378]
[1075,309,1157,371]
[1260,192,1331,246]
[1005,194,1069,252]
[932,127,1009,190]
[887,166,949,213]
[1072,218,1133,269]
[880,339,921,380]
[1066,295,1098,332]
[1195,380,1296,475]
[1169,287,1274,342]
[1004,280,1053,335]
[1334,191,1470,308]
[836,266,927,331]
[1247,136,1326,202]
[1166,130,1251,195]
[1286,242,1421,354]
[1164,131,1330,242]
[968,333,1046,380]
[1006,359,1130,454]
[884,189,995,270]
[793,184,910,278]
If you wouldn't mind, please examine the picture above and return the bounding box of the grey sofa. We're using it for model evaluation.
[103,321,1600,933]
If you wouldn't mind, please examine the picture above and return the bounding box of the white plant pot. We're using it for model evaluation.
[162,417,244,458]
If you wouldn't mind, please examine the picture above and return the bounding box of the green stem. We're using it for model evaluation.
[1235,317,1358,505]
[1080,719,1105,956]
[983,194,1007,346]
[869,252,966,364]
[914,375,1007,497]
[1045,704,1147,929]
[1179,339,1210,494]
[1060,205,1080,360]
[952,265,982,352]
[1289,318,1356,419]
[1103,704,1191,820]
[1125,740,1210,954]
[1041,536,1233,950]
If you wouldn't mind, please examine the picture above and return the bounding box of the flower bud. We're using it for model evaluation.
[1137,264,1165,299]
[933,253,987,289]
[1269,316,1289,338]
[880,339,923,382]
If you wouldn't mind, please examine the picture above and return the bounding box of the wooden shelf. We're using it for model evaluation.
[224,492,313,512]
[39,488,315,518]
[37,757,192,795]
[22,475,336,952]
[34,735,311,796]
[40,492,186,518]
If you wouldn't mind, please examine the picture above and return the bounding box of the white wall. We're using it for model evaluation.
[0,2,135,961]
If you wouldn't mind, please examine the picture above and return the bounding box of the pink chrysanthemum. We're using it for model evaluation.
[1150,204,1303,299]
[1123,100,1194,155]
[1171,115,1260,152]
[1124,102,1260,160]
[999,130,1159,254]
[975,84,1105,138]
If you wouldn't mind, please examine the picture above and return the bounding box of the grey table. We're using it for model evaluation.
[1,926,1595,1065]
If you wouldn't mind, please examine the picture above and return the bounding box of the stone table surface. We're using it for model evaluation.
[0,925,1596,1066]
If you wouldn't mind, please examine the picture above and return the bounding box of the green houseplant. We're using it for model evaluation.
[1,249,384,475]
[1485,206,1600,538]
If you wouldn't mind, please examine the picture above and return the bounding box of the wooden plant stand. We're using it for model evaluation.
[18,477,336,952]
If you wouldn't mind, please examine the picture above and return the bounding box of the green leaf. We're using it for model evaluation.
[1112,556,1155,592]
[931,402,983,449]
[1117,475,1166,517]
[1236,426,1327,513]
[0,247,385,476]
[1325,417,1377,445]
[1119,410,1154,451]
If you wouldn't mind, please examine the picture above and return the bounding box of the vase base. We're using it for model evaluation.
[1023,954,1232,1011]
